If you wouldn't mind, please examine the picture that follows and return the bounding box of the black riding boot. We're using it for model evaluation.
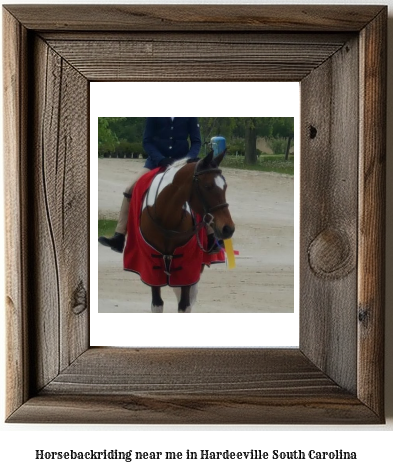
[98,232,125,253]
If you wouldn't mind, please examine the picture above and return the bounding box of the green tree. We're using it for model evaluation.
[98,117,145,156]
[244,118,258,164]
[98,118,119,156]
[110,117,145,143]
[241,118,275,164]
[199,117,289,163]
[98,116,294,161]
[271,117,294,160]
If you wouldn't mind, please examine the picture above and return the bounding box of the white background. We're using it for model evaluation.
[1,0,392,472]
[90,81,300,347]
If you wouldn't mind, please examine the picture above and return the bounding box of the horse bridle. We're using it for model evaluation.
[191,164,229,226]
[145,162,229,247]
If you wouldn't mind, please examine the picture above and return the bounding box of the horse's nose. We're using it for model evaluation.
[222,225,235,239]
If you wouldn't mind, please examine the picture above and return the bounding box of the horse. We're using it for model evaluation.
[123,149,235,313]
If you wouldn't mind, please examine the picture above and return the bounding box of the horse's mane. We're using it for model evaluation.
[168,154,220,172]
[168,158,190,169]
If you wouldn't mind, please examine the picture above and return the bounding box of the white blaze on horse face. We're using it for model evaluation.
[215,175,226,190]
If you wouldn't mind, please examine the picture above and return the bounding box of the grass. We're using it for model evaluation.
[220,154,294,175]
[98,219,117,237]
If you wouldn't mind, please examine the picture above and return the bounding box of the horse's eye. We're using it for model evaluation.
[204,184,213,191]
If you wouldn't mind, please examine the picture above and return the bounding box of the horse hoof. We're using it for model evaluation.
[151,304,164,313]
[178,306,191,313]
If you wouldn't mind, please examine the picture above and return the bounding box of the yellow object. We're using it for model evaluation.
[223,238,236,269]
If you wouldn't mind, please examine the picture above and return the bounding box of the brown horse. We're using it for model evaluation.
[124,150,235,312]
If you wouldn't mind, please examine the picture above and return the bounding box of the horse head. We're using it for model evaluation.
[191,150,235,240]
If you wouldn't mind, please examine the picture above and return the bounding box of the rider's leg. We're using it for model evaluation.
[115,185,133,235]
[98,168,150,253]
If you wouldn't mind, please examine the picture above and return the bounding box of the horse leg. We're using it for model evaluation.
[173,284,198,312]
[151,286,164,313]
[178,286,192,313]
[189,283,198,307]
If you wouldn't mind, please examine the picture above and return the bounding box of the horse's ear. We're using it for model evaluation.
[200,149,214,168]
[212,149,227,167]
[205,149,214,164]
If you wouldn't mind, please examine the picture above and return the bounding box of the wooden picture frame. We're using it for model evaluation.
[3,5,386,424]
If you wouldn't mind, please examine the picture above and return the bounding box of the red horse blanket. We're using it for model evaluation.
[123,168,225,287]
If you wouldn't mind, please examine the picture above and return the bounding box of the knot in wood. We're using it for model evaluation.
[73,281,87,315]
[309,125,317,139]
[358,307,370,326]
[308,228,355,279]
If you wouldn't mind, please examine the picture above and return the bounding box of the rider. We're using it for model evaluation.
[98,117,220,254]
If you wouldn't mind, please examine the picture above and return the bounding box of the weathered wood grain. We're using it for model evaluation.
[3,8,30,419]
[358,9,387,417]
[40,31,354,44]
[28,36,89,391]
[300,36,359,394]
[9,392,379,425]
[45,37,349,82]
[3,5,384,32]
[7,348,380,424]
[44,348,340,395]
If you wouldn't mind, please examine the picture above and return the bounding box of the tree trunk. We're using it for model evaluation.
[245,125,257,164]
[285,135,292,161]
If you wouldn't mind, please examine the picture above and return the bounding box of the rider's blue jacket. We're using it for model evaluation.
[142,117,202,169]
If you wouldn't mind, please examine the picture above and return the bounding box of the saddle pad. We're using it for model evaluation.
[123,167,225,287]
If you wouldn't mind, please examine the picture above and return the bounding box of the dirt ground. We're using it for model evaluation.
[98,159,294,313]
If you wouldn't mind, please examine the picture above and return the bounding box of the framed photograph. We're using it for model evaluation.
[91,83,299,347]
[3,5,386,423]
